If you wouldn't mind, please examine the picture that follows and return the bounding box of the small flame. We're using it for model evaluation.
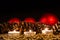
[42,28,52,34]
[29,30,32,32]
[8,30,20,33]
[44,28,48,31]
[13,30,16,32]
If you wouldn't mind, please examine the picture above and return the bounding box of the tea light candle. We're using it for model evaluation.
[24,30,36,37]
[8,30,20,37]
[42,28,53,34]
[8,30,20,33]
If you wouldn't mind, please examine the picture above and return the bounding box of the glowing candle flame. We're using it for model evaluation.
[29,30,32,32]
[42,28,53,34]
[24,30,36,37]
[8,30,20,33]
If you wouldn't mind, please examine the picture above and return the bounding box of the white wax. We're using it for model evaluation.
[42,28,53,34]
[8,30,20,37]
[8,30,20,33]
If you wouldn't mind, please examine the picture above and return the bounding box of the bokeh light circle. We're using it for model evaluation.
[8,18,20,24]
[39,13,58,25]
[24,17,36,23]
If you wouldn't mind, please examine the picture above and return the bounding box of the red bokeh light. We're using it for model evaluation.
[24,17,36,23]
[8,18,20,24]
[40,17,47,24]
[39,13,58,25]
[47,15,58,25]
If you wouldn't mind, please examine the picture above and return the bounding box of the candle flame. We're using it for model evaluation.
[8,30,20,33]
[13,30,16,32]
[42,28,52,34]
[29,30,32,32]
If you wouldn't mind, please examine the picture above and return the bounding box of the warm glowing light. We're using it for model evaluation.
[42,28,48,34]
[8,30,20,37]
[29,30,32,32]
[45,28,48,31]
[42,30,46,34]
[8,30,20,33]
[42,28,53,34]
[24,30,36,37]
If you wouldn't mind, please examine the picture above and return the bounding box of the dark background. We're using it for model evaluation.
[0,1,60,22]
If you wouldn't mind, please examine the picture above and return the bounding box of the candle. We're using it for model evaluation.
[24,30,36,37]
[29,30,32,32]
[8,30,20,33]
[8,30,20,37]
[42,28,53,34]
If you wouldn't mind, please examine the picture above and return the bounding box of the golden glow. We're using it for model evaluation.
[8,30,20,33]
[42,28,52,34]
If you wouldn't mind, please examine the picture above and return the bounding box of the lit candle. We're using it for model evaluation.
[8,30,20,37]
[8,30,20,33]
[42,28,53,34]
[24,30,36,37]
[29,30,32,32]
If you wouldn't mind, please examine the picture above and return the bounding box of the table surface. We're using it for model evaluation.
[0,33,60,40]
